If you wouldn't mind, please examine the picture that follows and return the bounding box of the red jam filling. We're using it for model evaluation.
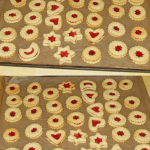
[117,131,124,136]
[84,82,92,85]
[123,82,128,85]
[2,46,9,52]
[12,98,16,101]
[51,133,61,140]
[110,104,116,108]
[5,31,11,35]
[9,132,15,136]
[114,117,121,122]
[32,85,37,89]
[139,132,146,137]
[135,10,141,15]
[141,148,148,150]
[30,15,36,20]
[64,83,70,88]
[129,100,134,104]
[48,36,56,42]
[89,32,99,38]
[60,51,69,57]
[35,3,41,6]
[10,86,15,90]
[52,103,57,107]
[109,92,115,96]
[115,46,122,51]
[50,18,59,25]
[114,26,119,31]
[135,115,141,118]
[92,106,99,112]
[114,7,120,12]
[28,98,34,102]
[28,148,35,150]
[16,0,21,2]
[53,118,59,122]
[10,111,16,117]
[89,50,95,56]
[69,31,77,37]
[9,13,16,17]
[92,17,98,21]
[73,0,79,2]
[31,109,37,114]
[86,93,94,98]
[71,100,77,104]
[107,82,112,85]
[73,115,79,120]
[26,29,33,34]
[92,120,101,127]
[136,51,143,57]
[74,133,82,139]
[135,30,142,35]
[93,2,98,5]
[31,128,37,132]
[72,14,77,18]
[51,5,59,11]
[24,48,34,55]
[95,137,102,144]
[48,90,53,95]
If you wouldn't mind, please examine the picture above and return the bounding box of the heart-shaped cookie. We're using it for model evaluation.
[45,15,62,31]
[87,103,104,117]
[88,117,106,132]
[47,1,64,16]
[46,130,66,146]
[85,28,104,44]
[80,80,96,91]
[81,90,98,104]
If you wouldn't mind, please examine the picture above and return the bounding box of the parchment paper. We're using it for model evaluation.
[0,1,150,71]
[0,76,150,149]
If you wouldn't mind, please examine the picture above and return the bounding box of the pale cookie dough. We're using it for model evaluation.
[5,107,22,123]
[129,46,149,65]
[0,27,17,42]
[105,101,122,113]
[29,0,46,12]
[134,129,150,144]
[112,127,131,142]
[112,0,127,5]
[135,144,150,150]
[20,25,39,41]
[6,95,22,107]
[27,82,42,95]
[69,0,85,8]
[128,111,146,125]
[5,83,20,95]
[46,100,62,114]
[128,0,145,5]
[82,46,101,64]
[0,43,16,58]
[129,6,146,21]
[47,114,64,129]
[56,0,65,3]
[119,79,133,90]
[108,113,126,127]
[86,13,103,28]
[108,41,128,58]
[80,80,96,91]
[24,11,42,26]
[23,142,42,150]
[4,9,22,23]
[5,148,19,150]
[102,78,117,89]
[10,0,26,7]
[111,144,122,150]
[103,89,120,101]
[88,0,104,12]
[3,128,20,143]
[124,96,140,109]
[108,22,125,37]
[25,123,43,139]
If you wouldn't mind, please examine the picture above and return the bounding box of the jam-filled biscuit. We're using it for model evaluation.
[112,0,127,5]
[103,89,120,101]
[27,82,42,95]
[6,95,22,107]
[69,0,85,8]
[102,78,117,90]
[88,0,104,12]
[135,144,150,150]
[23,142,42,150]
[10,0,26,7]
[128,0,145,5]
[80,80,96,91]
[119,79,133,90]
[5,83,20,95]
[29,0,46,12]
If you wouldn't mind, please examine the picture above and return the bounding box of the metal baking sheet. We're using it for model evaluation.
[0,76,150,149]
[0,0,150,72]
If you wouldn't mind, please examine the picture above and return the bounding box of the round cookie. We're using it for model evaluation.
[23,94,39,107]
[46,100,62,114]
[112,127,131,142]
[3,128,20,143]
[5,148,19,150]
[26,106,42,120]
[24,11,42,26]
[109,5,125,19]
[102,78,117,90]
[66,96,82,110]
[10,0,26,7]
[4,9,22,23]
[86,13,103,28]
[82,46,101,64]
[27,82,42,95]
[29,0,46,12]
[25,123,43,139]
[23,142,42,150]
[124,96,140,109]
[108,22,126,37]
[47,114,64,129]
[134,129,150,144]
[43,88,59,101]
[103,89,120,101]
[135,144,150,150]
[112,0,127,5]
[128,111,146,125]
[119,79,133,90]
[108,41,128,58]
[0,27,17,42]
[129,46,149,65]
[105,101,122,113]
[129,6,146,21]
[68,0,85,8]
[0,43,16,58]
[67,112,85,127]
[20,25,39,41]
[88,0,104,12]
[131,26,147,41]
[5,107,22,123]
[5,83,20,95]
[6,95,22,107]
[128,0,145,5]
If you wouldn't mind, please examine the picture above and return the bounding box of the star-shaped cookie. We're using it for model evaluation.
[68,129,88,146]
[58,81,75,93]
[54,46,75,64]
[43,31,61,49]
[90,132,108,149]
[63,27,83,44]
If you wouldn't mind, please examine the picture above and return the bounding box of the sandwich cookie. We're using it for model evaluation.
[88,0,104,12]
[10,0,26,7]
[80,80,96,91]
[119,79,133,90]
[68,0,85,8]
[6,95,22,107]
[112,0,127,5]
[103,89,120,101]
[5,83,20,95]
[105,101,122,113]
[23,142,42,150]
[27,82,42,95]
[58,81,75,93]
[102,78,117,90]
[29,0,46,12]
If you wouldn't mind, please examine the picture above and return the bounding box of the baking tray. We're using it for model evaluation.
[1,0,150,73]
[0,76,150,149]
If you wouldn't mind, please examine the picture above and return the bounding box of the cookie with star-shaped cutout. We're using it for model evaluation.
[58,81,75,93]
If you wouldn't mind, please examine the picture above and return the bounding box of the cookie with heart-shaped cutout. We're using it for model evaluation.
[87,103,104,117]
[80,80,96,91]
[88,117,106,132]
[85,28,104,44]
[81,90,98,104]
[46,130,66,146]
